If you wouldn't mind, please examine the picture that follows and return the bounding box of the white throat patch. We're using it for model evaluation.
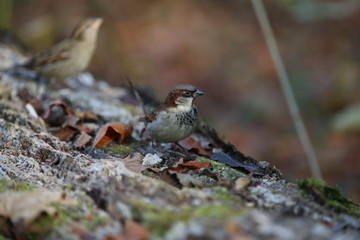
[173,96,193,112]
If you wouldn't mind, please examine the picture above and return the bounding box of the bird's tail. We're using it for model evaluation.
[0,62,38,80]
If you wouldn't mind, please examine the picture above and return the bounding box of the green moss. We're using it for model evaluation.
[141,204,190,236]
[196,156,227,167]
[210,163,246,181]
[133,199,241,237]
[197,156,247,183]
[209,160,227,166]
[54,203,109,229]
[193,204,237,220]
[297,178,360,218]
[0,179,34,192]
[103,143,134,154]
[211,186,242,203]
[61,184,74,191]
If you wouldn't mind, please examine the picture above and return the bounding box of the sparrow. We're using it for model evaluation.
[19,17,103,79]
[144,84,204,143]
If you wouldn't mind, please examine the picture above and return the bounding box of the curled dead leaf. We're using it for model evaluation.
[120,152,146,173]
[169,159,210,173]
[71,222,93,239]
[51,126,77,141]
[122,220,149,240]
[234,178,251,191]
[42,100,73,118]
[73,131,92,148]
[90,122,133,153]
[75,110,101,122]
[178,136,212,157]
[105,220,148,240]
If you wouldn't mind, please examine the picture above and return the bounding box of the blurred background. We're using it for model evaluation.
[1,0,360,202]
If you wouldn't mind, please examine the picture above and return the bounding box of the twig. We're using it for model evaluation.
[251,0,322,179]
[125,77,147,116]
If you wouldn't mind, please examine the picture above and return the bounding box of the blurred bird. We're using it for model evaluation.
[19,17,103,79]
[144,84,204,143]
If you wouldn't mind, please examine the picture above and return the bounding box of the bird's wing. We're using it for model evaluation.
[23,39,73,68]
[144,110,157,123]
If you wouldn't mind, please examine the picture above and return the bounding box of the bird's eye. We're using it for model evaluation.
[183,90,192,97]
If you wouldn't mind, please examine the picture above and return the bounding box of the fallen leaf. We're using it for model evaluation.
[210,152,263,175]
[178,136,212,157]
[70,123,97,134]
[76,110,101,122]
[71,222,93,240]
[42,100,73,126]
[120,153,147,173]
[225,220,253,240]
[332,102,360,131]
[64,115,81,127]
[198,123,272,177]
[169,159,210,173]
[170,158,184,168]
[90,122,133,152]
[123,220,149,240]
[234,175,252,191]
[73,131,92,148]
[182,160,210,169]
[158,171,182,188]
[105,220,149,240]
[52,126,77,141]
[46,100,72,116]
[0,190,74,225]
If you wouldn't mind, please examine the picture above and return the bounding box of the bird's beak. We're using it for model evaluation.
[194,89,205,97]
[92,18,103,28]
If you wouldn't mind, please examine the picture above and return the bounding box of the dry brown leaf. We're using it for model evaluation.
[76,110,101,122]
[120,153,146,173]
[90,122,133,152]
[178,136,212,157]
[122,220,149,240]
[104,220,148,240]
[70,123,96,134]
[158,170,182,188]
[64,115,80,127]
[52,126,76,141]
[73,131,92,148]
[234,173,253,191]
[42,100,73,119]
[182,160,211,169]
[0,190,75,225]
[71,222,92,239]
[168,159,210,173]
[225,220,253,240]
[170,158,184,168]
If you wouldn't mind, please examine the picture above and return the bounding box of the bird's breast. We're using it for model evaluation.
[145,109,198,143]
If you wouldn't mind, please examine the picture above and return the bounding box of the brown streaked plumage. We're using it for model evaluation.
[22,17,103,79]
[144,84,204,143]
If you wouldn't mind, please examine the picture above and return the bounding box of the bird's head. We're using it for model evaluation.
[164,84,204,112]
[71,17,103,42]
